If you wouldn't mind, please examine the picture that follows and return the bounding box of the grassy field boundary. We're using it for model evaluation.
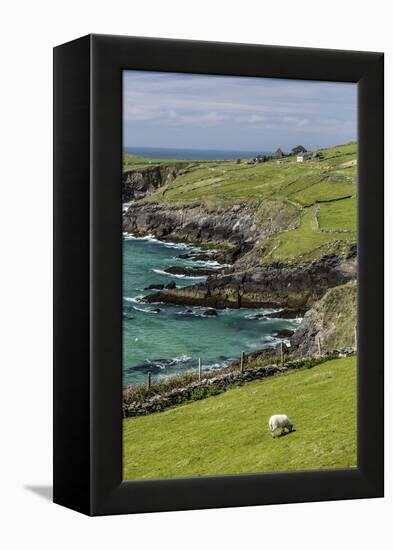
[123,355,357,479]
[123,350,355,417]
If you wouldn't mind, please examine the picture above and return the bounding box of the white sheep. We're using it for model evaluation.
[268,414,294,438]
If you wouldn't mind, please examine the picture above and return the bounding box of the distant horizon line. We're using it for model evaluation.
[124,145,271,152]
[123,141,356,153]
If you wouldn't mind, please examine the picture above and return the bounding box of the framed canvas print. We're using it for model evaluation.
[53,34,384,516]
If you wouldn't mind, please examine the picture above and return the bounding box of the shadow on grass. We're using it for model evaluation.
[276,429,297,438]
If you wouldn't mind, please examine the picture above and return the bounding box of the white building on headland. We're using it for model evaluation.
[297,151,313,162]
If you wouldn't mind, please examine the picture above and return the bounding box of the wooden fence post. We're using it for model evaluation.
[317,335,322,356]
[240,351,245,374]
[198,358,202,381]
[147,371,152,390]
[354,325,357,352]
[280,342,284,367]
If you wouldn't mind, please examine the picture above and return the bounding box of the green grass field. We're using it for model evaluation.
[318,197,357,233]
[263,206,355,263]
[124,143,357,204]
[123,356,356,480]
[124,143,357,264]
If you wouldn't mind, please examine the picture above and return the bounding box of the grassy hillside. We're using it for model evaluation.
[313,284,357,350]
[124,143,357,265]
[124,143,357,203]
[123,356,356,480]
[318,196,357,233]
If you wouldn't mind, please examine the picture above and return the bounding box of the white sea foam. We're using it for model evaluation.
[244,308,283,320]
[132,306,160,314]
[123,233,160,243]
[123,295,144,304]
[265,335,280,343]
[145,354,193,369]
[123,233,200,252]
[182,259,230,269]
[162,241,194,250]
[137,234,159,243]
[263,335,292,347]
[172,354,192,364]
[152,269,207,280]
[203,360,231,371]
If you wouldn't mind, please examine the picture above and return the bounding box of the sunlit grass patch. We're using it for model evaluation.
[123,356,356,480]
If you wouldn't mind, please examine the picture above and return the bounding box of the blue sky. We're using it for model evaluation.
[123,71,356,152]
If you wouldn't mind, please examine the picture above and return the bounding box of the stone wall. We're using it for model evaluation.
[123,350,355,418]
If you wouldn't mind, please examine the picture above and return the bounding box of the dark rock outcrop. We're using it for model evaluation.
[275,329,295,338]
[165,281,176,290]
[263,308,306,319]
[122,164,181,202]
[143,253,357,310]
[163,266,220,277]
[123,201,276,250]
[203,308,218,316]
[290,283,357,356]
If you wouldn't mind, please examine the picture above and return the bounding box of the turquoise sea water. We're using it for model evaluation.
[122,235,300,387]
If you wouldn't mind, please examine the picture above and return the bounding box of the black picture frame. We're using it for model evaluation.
[53,34,384,516]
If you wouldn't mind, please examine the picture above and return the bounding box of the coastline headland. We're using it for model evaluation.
[123,143,358,387]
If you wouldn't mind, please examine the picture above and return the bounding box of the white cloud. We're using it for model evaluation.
[122,71,356,149]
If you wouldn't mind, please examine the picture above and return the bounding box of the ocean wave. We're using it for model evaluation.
[152,354,192,364]
[145,354,193,369]
[203,360,232,371]
[161,241,195,250]
[176,309,197,317]
[123,295,144,304]
[264,335,281,343]
[152,269,207,280]
[132,306,160,314]
[263,334,292,347]
[175,308,209,318]
[123,231,193,249]
[243,308,285,320]
[123,233,161,243]
[181,259,230,269]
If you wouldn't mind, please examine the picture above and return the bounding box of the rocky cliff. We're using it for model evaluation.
[144,251,357,310]
[290,283,357,355]
[122,150,358,354]
[122,197,301,263]
[124,200,260,243]
[122,164,182,202]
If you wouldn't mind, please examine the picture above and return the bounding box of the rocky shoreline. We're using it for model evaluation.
[142,251,356,310]
[122,167,357,359]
